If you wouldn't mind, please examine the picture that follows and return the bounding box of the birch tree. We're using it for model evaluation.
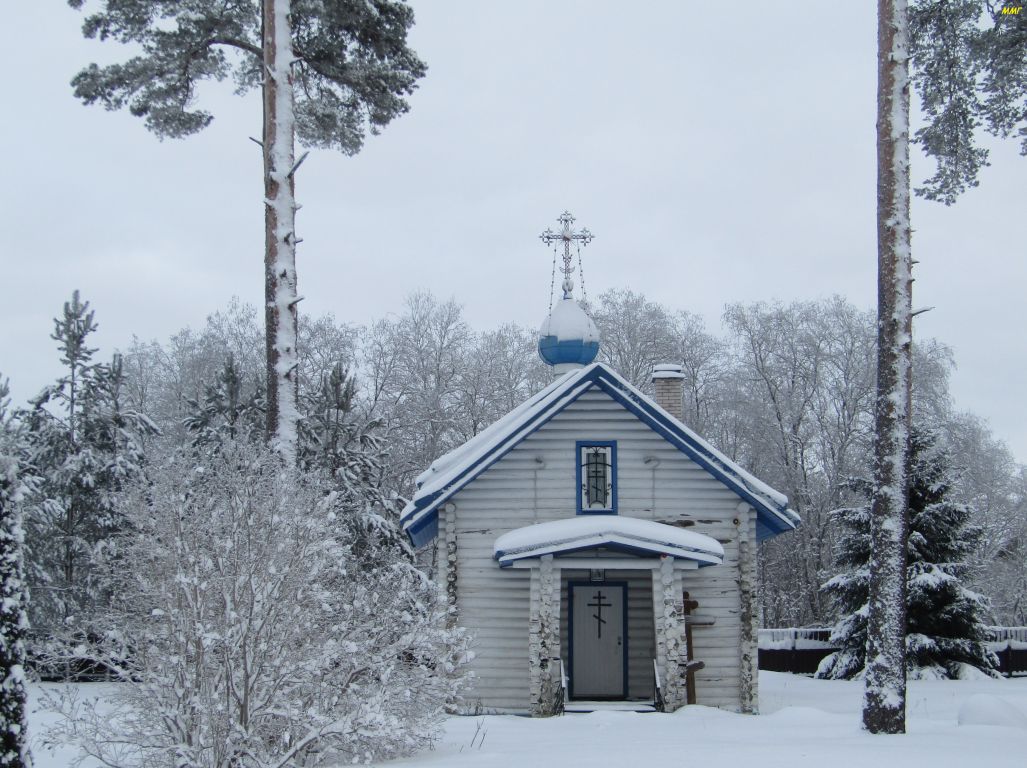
[865,0,913,735]
[68,0,427,460]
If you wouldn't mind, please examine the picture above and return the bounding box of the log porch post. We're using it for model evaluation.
[529,555,562,716]
[737,503,759,713]
[654,556,687,710]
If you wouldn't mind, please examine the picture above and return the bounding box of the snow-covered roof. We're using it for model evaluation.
[401,362,800,547]
[493,517,724,568]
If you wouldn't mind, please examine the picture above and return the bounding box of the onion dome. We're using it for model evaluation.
[538,297,600,370]
[537,211,601,373]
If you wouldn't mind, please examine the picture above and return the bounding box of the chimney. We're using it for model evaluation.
[652,363,685,422]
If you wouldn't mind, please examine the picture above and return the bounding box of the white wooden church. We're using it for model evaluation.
[400,213,800,716]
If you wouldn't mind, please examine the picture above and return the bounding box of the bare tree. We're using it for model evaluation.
[726,300,876,626]
[593,289,678,388]
[671,311,729,436]
[361,293,472,493]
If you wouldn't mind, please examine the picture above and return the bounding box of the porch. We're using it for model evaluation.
[493,517,724,716]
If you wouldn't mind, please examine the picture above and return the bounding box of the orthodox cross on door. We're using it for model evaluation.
[587,590,612,639]
[540,211,593,299]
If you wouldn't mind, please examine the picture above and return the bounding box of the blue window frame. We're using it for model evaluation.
[576,440,617,514]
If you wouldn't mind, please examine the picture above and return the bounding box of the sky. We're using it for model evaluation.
[1,2,1024,462]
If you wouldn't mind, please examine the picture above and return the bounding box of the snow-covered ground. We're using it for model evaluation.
[29,672,1027,768]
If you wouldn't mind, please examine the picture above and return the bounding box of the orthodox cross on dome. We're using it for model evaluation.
[540,211,593,299]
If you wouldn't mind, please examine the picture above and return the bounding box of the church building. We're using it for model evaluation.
[400,213,799,715]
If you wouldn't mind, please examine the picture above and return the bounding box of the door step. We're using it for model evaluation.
[564,701,657,713]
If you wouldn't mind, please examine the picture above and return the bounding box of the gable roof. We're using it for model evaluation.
[493,517,725,568]
[400,362,800,547]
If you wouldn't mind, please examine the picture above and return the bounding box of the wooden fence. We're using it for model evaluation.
[757,629,835,675]
[986,626,1027,677]
[758,627,1027,677]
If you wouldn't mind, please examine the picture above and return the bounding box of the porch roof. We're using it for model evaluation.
[493,516,724,568]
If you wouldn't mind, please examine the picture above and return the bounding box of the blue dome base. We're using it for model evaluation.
[538,336,600,367]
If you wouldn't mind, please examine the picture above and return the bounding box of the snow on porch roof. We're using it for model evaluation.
[493,517,725,568]
[400,362,800,547]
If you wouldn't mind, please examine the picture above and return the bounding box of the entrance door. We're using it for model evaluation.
[569,582,627,699]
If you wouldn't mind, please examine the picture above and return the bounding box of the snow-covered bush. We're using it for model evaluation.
[818,428,999,680]
[46,439,467,767]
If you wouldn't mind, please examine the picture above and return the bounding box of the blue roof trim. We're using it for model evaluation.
[407,512,438,548]
[590,374,795,541]
[496,540,721,568]
[402,364,798,546]
[401,378,597,534]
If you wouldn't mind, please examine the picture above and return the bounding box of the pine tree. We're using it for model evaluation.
[184,354,266,447]
[819,429,999,681]
[0,376,32,768]
[910,0,1027,203]
[299,362,410,562]
[865,0,914,735]
[68,0,427,459]
[21,292,154,631]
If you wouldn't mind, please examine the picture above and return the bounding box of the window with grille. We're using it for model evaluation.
[577,441,616,514]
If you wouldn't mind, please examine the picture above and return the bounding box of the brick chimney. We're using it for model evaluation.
[652,363,685,422]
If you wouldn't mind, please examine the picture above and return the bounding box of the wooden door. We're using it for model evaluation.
[569,582,627,699]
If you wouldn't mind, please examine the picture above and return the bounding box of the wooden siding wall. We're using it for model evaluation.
[448,387,749,713]
[559,569,656,700]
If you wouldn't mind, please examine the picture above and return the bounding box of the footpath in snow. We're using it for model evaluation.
[29,671,1027,768]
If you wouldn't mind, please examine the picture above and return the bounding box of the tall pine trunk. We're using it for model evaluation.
[262,0,300,461]
[864,0,912,735]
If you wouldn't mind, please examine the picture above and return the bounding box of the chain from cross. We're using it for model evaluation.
[587,590,612,639]
[540,211,593,299]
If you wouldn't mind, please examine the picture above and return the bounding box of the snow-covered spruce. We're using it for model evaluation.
[44,440,468,768]
[0,377,32,768]
[819,429,999,681]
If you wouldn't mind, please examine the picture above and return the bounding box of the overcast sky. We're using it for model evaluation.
[2,2,1024,461]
